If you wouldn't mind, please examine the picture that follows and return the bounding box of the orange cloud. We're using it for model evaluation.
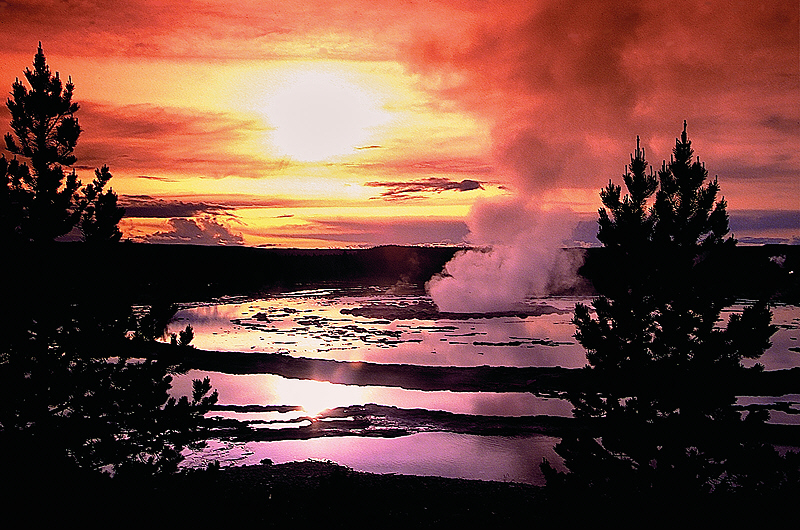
[74,102,287,178]
[1,0,796,247]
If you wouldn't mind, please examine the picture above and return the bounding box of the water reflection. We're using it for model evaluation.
[737,394,800,425]
[180,432,566,485]
[739,304,800,370]
[169,291,800,483]
[171,293,800,371]
[171,370,574,418]
[170,293,588,368]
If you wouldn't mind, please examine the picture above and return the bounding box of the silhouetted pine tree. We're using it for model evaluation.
[572,123,773,418]
[2,43,124,243]
[0,287,219,479]
[0,154,27,241]
[0,46,218,485]
[543,124,795,505]
[79,165,124,243]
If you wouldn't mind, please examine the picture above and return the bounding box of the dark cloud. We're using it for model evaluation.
[135,175,179,182]
[119,194,315,218]
[119,196,234,219]
[730,210,800,232]
[141,218,244,246]
[736,236,800,246]
[365,177,483,200]
[762,115,800,135]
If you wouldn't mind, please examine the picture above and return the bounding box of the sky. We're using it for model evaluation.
[1,0,798,248]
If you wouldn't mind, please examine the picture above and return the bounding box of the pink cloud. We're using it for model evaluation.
[142,217,244,246]
[2,0,796,250]
[5,1,795,200]
[404,0,799,201]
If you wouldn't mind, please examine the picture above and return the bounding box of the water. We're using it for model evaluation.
[179,433,563,485]
[170,292,586,367]
[169,290,800,484]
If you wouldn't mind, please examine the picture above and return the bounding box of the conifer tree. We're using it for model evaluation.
[79,165,124,243]
[572,122,774,419]
[543,124,789,498]
[3,43,124,243]
[1,45,217,482]
[0,155,27,241]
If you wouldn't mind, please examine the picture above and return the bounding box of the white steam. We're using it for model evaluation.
[426,197,582,313]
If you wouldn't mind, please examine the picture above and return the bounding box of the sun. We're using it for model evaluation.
[262,67,391,162]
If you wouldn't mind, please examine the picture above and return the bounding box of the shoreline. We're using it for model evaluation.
[15,458,793,526]
[168,343,800,397]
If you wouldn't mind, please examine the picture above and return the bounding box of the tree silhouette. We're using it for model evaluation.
[0,155,27,241]
[543,124,796,504]
[2,43,123,243]
[79,165,124,243]
[0,46,217,484]
[572,123,773,419]
[1,285,219,479]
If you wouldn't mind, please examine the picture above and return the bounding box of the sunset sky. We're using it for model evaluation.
[1,1,797,247]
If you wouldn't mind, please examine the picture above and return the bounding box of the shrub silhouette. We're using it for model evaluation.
[0,279,219,479]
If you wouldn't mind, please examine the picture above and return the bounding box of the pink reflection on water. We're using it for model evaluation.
[169,293,800,485]
[172,295,800,371]
[182,432,565,486]
[171,370,574,418]
[169,294,589,368]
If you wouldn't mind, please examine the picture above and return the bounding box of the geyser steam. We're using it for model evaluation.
[426,198,582,313]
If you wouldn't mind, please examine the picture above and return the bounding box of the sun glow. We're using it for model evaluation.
[262,67,392,162]
[275,377,367,417]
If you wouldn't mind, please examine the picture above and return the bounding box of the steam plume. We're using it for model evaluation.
[427,197,582,313]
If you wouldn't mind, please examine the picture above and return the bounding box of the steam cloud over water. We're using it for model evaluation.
[427,198,583,313]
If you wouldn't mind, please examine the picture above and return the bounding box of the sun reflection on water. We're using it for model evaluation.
[273,377,368,417]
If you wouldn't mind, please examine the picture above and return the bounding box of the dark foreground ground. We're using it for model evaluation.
[10,459,797,528]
